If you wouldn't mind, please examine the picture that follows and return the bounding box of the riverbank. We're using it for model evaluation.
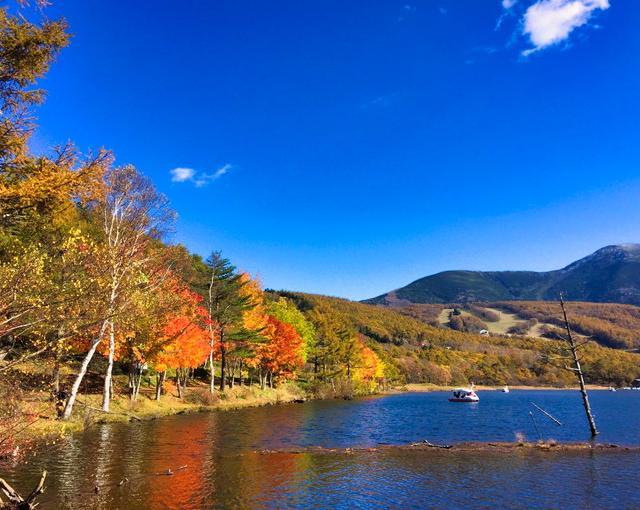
[396,383,609,393]
[2,380,307,462]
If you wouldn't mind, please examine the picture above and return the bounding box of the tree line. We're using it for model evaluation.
[0,7,386,431]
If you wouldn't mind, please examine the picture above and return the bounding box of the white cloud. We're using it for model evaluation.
[213,163,232,179]
[502,0,518,8]
[169,164,233,187]
[522,0,609,55]
[170,167,195,182]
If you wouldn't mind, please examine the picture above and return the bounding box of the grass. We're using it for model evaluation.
[480,307,527,335]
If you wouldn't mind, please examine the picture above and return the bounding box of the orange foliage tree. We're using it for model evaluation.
[152,301,210,400]
[252,315,304,389]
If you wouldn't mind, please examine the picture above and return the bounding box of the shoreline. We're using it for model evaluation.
[3,382,308,463]
[3,381,617,464]
[394,383,610,393]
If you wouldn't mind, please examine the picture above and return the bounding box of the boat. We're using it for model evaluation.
[501,386,509,393]
[609,386,616,392]
[449,387,479,402]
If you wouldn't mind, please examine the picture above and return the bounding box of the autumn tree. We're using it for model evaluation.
[305,307,343,379]
[0,7,68,171]
[152,295,210,399]
[0,8,107,375]
[352,339,385,393]
[267,296,316,363]
[254,315,304,388]
[61,165,175,418]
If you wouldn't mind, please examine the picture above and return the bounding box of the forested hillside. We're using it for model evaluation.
[367,244,640,305]
[274,292,640,388]
[490,301,640,350]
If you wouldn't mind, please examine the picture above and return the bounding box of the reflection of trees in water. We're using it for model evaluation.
[210,451,320,508]
[143,414,218,509]
[213,403,313,450]
[7,410,640,508]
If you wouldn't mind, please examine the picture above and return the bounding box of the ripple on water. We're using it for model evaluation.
[4,390,640,509]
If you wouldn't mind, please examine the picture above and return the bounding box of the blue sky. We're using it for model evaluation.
[29,0,640,300]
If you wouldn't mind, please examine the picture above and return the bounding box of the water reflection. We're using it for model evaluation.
[4,391,640,509]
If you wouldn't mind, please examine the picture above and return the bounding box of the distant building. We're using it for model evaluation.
[633,379,640,389]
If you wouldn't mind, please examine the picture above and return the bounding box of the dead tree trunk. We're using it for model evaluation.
[560,296,598,437]
[0,471,46,510]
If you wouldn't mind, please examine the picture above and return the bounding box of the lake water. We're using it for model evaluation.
[5,390,640,509]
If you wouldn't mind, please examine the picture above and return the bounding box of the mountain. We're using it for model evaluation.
[365,244,640,306]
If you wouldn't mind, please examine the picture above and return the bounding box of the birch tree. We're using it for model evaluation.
[61,165,174,419]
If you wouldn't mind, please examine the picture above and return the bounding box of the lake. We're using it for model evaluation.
[4,390,640,509]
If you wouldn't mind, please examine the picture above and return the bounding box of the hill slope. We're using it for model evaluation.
[366,244,640,306]
[274,292,640,387]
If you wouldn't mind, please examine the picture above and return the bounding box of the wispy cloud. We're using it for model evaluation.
[521,0,609,56]
[169,164,233,187]
[496,0,518,31]
[170,167,195,183]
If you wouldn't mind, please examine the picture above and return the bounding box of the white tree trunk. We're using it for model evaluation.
[209,350,215,394]
[61,319,109,420]
[101,320,115,412]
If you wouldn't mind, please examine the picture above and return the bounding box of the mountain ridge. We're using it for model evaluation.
[365,244,640,306]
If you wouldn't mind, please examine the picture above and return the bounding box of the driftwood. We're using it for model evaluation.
[0,470,46,509]
[531,402,563,426]
[412,439,452,449]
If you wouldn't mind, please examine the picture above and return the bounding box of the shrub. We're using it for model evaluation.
[183,388,219,406]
